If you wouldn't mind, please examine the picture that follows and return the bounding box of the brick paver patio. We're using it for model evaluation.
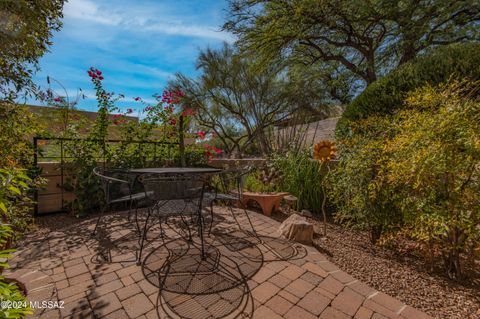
[6,207,432,319]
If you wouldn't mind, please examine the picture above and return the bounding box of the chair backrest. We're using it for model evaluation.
[138,173,206,204]
[216,166,253,197]
[93,167,132,204]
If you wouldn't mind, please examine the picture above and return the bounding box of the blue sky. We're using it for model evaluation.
[32,0,233,116]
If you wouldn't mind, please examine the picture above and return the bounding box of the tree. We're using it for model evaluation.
[225,0,480,87]
[0,0,64,101]
[172,44,300,157]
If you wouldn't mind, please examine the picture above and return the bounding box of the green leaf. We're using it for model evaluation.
[7,186,20,195]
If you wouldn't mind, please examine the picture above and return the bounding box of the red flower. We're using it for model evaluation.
[134,97,141,101]
[53,97,63,102]
[181,108,195,117]
[169,118,177,126]
[87,67,104,81]
[196,131,206,139]
[126,108,133,114]
[144,106,152,112]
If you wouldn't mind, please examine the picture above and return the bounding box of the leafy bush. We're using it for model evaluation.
[0,223,32,319]
[0,169,33,318]
[338,43,480,135]
[329,80,480,278]
[327,117,402,243]
[385,81,480,278]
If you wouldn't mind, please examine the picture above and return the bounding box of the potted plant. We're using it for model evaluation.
[239,164,288,216]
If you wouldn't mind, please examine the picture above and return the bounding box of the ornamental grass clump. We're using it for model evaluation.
[271,152,323,214]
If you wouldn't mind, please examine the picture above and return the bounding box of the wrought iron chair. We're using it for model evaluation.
[92,167,147,236]
[206,166,257,237]
[137,173,209,264]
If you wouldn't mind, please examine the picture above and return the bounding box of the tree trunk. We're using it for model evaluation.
[370,225,383,244]
[179,115,186,167]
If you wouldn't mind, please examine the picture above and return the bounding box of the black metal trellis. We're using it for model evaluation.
[33,136,180,216]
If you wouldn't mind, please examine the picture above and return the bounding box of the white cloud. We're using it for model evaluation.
[63,0,233,42]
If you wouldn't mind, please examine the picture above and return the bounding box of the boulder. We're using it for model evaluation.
[278,213,314,245]
[300,209,312,218]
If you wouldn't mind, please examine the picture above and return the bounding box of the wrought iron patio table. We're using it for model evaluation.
[130,167,222,260]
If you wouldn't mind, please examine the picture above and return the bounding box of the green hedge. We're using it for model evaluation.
[337,43,480,135]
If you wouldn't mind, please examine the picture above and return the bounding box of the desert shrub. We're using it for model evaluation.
[385,81,480,278]
[0,168,41,234]
[327,117,402,244]
[338,43,480,136]
[0,223,32,319]
[0,103,44,233]
[0,169,34,318]
[329,80,480,278]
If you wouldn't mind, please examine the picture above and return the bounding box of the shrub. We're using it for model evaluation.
[327,117,402,244]
[329,80,480,278]
[0,223,32,319]
[337,43,480,136]
[385,81,480,278]
[0,169,34,318]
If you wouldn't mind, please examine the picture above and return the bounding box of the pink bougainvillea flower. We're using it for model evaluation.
[196,131,206,139]
[134,97,141,101]
[214,148,222,154]
[53,97,63,102]
[126,108,133,114]
[144,106,152,112]
[96,70,102,76]
[169,118,177,126]
[181,108,195,117]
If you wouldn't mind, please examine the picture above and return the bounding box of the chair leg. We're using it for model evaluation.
[134,201,141,235]
[159,213,169,245]
[227,203,259,239]
[92,204,108,236]
[127,201,132,222]
[137,208,151,265]
[197,207,206,260]
[180,213,192,242]
[208,201,215,236]
[241,206,258,237]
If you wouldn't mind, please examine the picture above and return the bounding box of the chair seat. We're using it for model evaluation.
[110,191,153,204]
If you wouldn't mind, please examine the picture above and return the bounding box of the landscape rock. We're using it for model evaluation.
[300,209,313,218]
[278,213,314,245]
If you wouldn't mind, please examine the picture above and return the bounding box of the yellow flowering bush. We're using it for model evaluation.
[385,81,479,278]
[328,80,480,278]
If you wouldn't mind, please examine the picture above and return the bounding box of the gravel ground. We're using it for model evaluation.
[271,212,480,319]
[32,211,480,318]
